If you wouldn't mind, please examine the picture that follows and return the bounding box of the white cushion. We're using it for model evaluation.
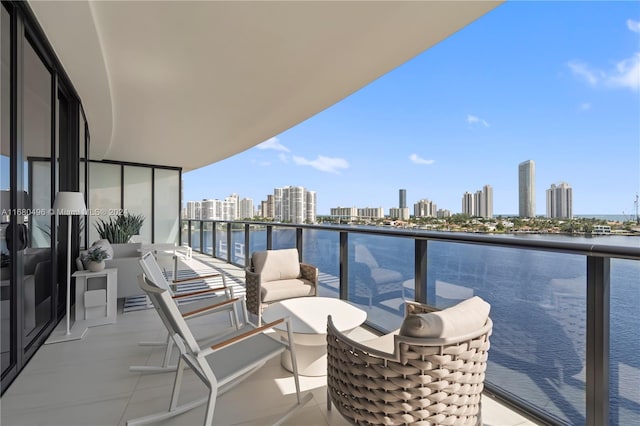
[399,296,490,339]
[252,249,301,282]
[260,278,315,302]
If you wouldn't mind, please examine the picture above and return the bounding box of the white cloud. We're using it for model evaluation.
[568,21,640,92]
[627,19,640,33]
[409,153,435,165]
[568,55,640,92]
[256,137,290,152]
[292,155,349,174]
[467,114,490,127]
[278,153,289,163]
[567,61,601,86]
[607,53,640,91]
[579,102,591,111]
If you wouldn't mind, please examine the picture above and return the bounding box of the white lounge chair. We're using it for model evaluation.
[127,274,312,426]
[129,251,238,373]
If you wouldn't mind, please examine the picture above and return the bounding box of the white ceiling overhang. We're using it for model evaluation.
[28,1,502,172]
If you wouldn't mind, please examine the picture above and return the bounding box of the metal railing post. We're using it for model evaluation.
[296,228,303,261]
[339,231,349,301]
[226,222,232,263]
[244,223,250,265]
[266,225,273,249]
[586,255,610,426]
[414,239,428,304]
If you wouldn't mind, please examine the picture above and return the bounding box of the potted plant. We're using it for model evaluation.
[84,246,109,272]
[94,213,145,243]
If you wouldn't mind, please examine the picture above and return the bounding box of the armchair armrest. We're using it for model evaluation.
[300,263,318,286]
[172,286,228,300]
[201,317,286,356]
[181,297,239,319]
[244,268,262,317]
[172,273,222,284]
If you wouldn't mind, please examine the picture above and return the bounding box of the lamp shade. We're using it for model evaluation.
[53,192,87,215]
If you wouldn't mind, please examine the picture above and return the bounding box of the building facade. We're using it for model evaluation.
[519,160,536,217]
[462,191,475,216]
[414,199,437,218]
[399,189,407,209]
[546,182,573,219]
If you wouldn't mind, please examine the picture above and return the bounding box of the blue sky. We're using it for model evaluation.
[184,1,640,216]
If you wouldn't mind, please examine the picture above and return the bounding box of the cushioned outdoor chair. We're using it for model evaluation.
[127,274,312,426]
[129,251,237,373]
[327,297,492,426]
[245,248,318,325]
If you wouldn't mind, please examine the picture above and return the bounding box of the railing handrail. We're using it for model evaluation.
[183,219,640,261]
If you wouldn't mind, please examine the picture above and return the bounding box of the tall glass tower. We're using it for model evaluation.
[518,160,536,217]
[399,189,407,209]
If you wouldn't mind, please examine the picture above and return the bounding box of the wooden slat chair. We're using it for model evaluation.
[327,297,492,426]
[127,274,312,426]
[129,251,238,373]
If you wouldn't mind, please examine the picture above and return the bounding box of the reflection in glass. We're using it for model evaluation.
[1,3,12,375]
[22,37,53,340]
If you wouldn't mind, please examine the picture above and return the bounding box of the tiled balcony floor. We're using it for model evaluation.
[1,255,539,426]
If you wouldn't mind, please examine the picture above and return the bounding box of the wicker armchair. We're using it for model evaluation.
[327,297,492,426]
[245,248,318,325]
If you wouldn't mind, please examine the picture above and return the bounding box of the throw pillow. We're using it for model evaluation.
[399,296,490,339]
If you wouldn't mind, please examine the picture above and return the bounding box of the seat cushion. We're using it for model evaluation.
[261,278,315,303]
[252,249,301,282]
[399,296,490,339]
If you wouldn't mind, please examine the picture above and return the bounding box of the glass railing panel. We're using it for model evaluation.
[248,224,267,256]
[215,222,228,259]
[180,220,189,247]
[348,234,413,333]
[190,221,201,252]
[202,221,213,255]
[430,240,587,424]
[230,222,245,265]
[272,226,296,250]
[302,229,339,298]
[610,258,640,425]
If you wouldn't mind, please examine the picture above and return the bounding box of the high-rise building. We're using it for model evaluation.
[481,184,493,218]
[305,190,316,224]
[462,192,474,216]
[331,207,358,222]
[271,186,316,224]
[185,200,201,219]
[389,207,409,220]
[519,160,536,217]
[357,207,384,219]
[200,199,215,219]
[239,198,254,219]
[546,182,573,219]
[399,189,407,209]
[414,199,437,218]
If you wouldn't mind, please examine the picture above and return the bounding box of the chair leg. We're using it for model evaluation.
[203,386,217,426]
[169,357,186,411]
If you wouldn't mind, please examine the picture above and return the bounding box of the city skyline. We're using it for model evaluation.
[183,2,639,216]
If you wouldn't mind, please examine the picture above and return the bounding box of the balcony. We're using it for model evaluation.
[1,252,537,426]
[2,220,638,425]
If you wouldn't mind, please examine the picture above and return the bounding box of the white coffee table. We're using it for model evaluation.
[262,296,367,376]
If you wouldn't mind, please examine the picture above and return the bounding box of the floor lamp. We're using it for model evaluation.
[45,192,87,344]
